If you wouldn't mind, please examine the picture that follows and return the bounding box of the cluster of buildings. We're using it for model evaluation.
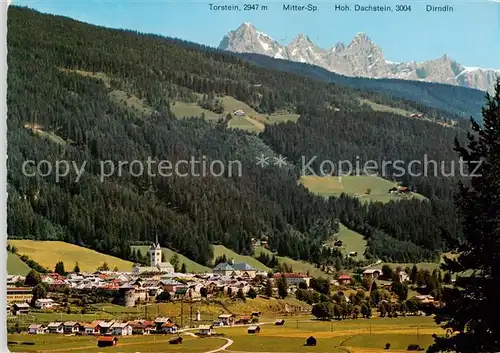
[8,240,315,314]
[27,317,179,336]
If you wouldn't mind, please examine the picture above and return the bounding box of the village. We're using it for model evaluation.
[7,239,445,351]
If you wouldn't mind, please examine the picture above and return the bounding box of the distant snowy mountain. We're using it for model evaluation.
[219,23,499,92]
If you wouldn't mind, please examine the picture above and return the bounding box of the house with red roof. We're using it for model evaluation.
[337,274,352,285]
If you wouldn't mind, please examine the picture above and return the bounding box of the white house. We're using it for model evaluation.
[28,324,47,334]
[111,322,133,336]
[198,325,212,336]
[273,273,311,287]
[398,271,410,283]
[63,321,81,334]
[47,322,64,334]
[35,298,54,309]
[161,322,178,334]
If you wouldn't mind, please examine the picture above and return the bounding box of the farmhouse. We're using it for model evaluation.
[128,320,154,335]
[363,269,381,280]
[63,321,81,334]
[247,325,260,334]
[12,303,30,315]
[198,325,212,336]
[233,109,245,117]
[273,273,311,287]
[153,317,172,331]
[47,322,64,334]
[218,314,234,325]
[97,336,118,347]
[28,324,47,334]
[84,321,102,335]
[337,274,352,285]
[111,322,132,336]
[161,322,178,334]
[35,298,55,309]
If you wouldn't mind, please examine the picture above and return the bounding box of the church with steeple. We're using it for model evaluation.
[131,234,175,274]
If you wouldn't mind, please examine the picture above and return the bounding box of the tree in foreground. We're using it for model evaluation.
[428,80,500,353]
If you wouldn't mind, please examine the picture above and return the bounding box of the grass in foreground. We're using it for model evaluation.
[8,240,134,273]
[7,334,225,352]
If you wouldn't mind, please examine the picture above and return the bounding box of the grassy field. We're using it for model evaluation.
[213,245,270,272]
[253,246,329,278]
[267,112,301,124]
[8,240,134,273]
[23,123,67,145]
[299,175,426,203]
[169,101,221,121]
[131,246,210,273]
[217,315,441,353]
[60,69,154,117]
[7,334,225,352]
[358,98,414,117]
[228,116,265,132]
[331,224,367,261]
[170,95,300,132]
[7,252,32,276]
[8,314,442,352]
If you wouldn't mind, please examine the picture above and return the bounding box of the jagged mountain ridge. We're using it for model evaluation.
[219,23,499,92]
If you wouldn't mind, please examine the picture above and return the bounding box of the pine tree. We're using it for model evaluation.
[277,275,288,298]
[429,80,500,353]
[180,263,187,273]
[54,261,65,275]
[73,262,80,273]
[265,279,273,297]
[170,254,180,272]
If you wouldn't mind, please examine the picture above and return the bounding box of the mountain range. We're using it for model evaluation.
[219,23,499,92]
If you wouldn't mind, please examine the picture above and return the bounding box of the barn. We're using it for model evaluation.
[97,336,118,347]
[305,336,317,346]
[169,337,183,344]
[247,325,260,334]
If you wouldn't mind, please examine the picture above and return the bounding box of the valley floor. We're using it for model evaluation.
[8,315,441,353]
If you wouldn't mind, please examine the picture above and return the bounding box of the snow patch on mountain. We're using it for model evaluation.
[218,23,499,92]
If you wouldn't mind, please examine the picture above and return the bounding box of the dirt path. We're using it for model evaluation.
[204,337,234,353]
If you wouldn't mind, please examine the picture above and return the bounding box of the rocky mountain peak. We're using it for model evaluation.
[219,23,498,92]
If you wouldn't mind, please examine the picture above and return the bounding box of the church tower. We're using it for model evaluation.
[148,233,162,267]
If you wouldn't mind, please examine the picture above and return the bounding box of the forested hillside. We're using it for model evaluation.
[239,53,485,123]
[7,7,471,265]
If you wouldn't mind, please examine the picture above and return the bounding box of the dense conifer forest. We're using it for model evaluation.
[7,6,477,266]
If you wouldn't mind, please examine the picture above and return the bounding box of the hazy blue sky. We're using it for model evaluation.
[14,0,500,68]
